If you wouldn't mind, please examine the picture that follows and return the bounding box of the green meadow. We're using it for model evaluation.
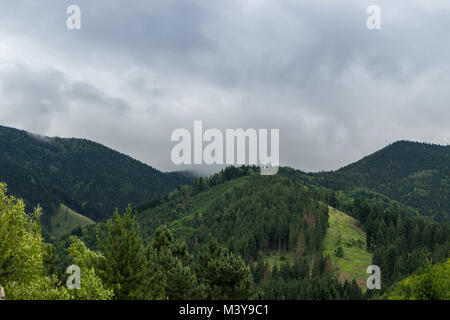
[324,207,373,287]
[48,204,95,239]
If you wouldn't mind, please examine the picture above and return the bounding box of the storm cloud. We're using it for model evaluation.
[0,0,449,173]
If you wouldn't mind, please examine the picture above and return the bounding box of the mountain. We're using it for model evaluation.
[136,170,329,259]
[0,125,192,226]
[68,164,448,298]
[283,141,450,222]
[4,135,445,299]
[64,167,360,299]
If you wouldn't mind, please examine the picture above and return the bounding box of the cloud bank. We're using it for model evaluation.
[0,0,449,173]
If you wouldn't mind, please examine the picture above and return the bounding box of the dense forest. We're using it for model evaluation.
[0,127,449,300]
[0,125,192,227]
[0,179,368,300]
[296,141,450,223]
[44,166,449,300]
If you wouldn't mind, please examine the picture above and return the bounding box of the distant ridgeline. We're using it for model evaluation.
[0,125,193,227]
[280,141,450,223]
[1,123,448,239]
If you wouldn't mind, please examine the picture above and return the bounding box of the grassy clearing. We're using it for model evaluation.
[48,204,95,239]
[323,207,373,287]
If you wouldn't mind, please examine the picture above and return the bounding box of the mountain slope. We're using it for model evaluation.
[133,170,374,291]
[0,125,192,226]
[48,204,95,239]
[133,168,329,260]
[323,207,372,287]
[55,165,448,299]
[284,141,450,222]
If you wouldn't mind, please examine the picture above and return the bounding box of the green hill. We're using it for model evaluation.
[135,169,329,261]
[323,207,372,287]
[315,141,450,222]
[0,125,192,231]
[48,204,95,239]
[53,165,449,299]
[281,141,450,222]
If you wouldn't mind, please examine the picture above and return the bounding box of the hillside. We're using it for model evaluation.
[48,204,95,239]
[315,141,450,222]
[387,258,450,300]
[281,141,450,222]
[69,169,373,291]
[0,125,192,229]
[323,207,372,287]
[52,165,449,299]
[135,169,329,259]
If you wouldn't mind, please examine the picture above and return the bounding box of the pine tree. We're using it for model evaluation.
[132,226,205,300]
[98,206,145,300]
[195,240,255,299]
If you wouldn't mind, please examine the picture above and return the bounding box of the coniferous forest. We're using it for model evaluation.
[0,135,449,300]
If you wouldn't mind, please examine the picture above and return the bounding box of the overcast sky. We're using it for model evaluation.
[0,0,449,174]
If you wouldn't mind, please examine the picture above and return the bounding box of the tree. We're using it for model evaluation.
[132,226,205,300]
[0,184,43,286]
[388,259,450,300]
[98,206,145,300]
[195,240,255,300]
[335,246,344,258]
[0,184,71,300]
[346,279,363,300]
[68,236,113,300]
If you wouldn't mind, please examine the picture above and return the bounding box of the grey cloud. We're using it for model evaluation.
[0,1,449,173]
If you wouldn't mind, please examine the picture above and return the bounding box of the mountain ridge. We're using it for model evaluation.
[0,124,193,229]
[311,140,450,221]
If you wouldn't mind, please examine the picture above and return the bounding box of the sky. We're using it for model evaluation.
[0,0,449,174]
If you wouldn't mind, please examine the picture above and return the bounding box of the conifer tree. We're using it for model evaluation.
[195,240,255,300]
[98,206,145,300]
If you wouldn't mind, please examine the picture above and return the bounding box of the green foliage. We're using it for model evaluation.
[49,204,95,239]
[0,184,43,288]
[5,275,72,300]
[132,226,205,300]
[0,183,112,300]
[388,259,450,300]
[68,236,105,271]
[257,255,363,300]
[97,206,145,300]
[323,207,372,286]
[335,247,344,258]
[291,141,450,223]
[195,240,255,300]
[136,173,329,263]
[0,125,192,234]
[2,134,448,302]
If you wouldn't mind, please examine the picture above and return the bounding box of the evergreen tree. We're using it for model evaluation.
[132,226,205,300]
[98,206,145,300]
[195,240,255,300]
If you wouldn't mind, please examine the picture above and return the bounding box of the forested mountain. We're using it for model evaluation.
[137,170,329,260]
[55,167,367,299]
[61,166,449,299]
[132,166,449,296]
[1,127,449,300]
[282,141,450,222]
[0,125,192,225]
